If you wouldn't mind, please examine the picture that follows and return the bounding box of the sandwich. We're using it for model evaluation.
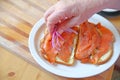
[75,22,114,65]
[40,21,114,65]
[40,26,79,65]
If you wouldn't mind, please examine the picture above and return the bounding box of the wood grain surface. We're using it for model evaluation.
[0,0,120,80]
[0,46,115,80]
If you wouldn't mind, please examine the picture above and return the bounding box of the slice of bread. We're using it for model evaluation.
[95,23,114,65]
[40,27,78,66]
[97,48,113,65]
[55,35,78,65]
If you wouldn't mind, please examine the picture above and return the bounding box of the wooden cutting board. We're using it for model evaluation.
[0,0,55,66]
[0,0,120,80]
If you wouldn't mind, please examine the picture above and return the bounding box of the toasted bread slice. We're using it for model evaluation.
[95,23,114,65]
[97,48,113,65]
[55,35,78,65]
[40,27,79,66]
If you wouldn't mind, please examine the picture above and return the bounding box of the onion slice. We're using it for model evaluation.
[51,27,77,51]
[51,28,64,51]
[65,28,78,34]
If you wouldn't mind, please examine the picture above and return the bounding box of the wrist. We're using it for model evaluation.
[88,0,110,14]
[92,0,120,12]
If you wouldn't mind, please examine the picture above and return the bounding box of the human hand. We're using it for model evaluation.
[44,0,118,34]
[45,0,92,33]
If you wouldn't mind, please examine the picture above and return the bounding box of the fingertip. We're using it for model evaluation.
[47,22,55,34]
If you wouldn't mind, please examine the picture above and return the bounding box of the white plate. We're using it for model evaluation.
[29,14,120,78]
[103,9,118,12]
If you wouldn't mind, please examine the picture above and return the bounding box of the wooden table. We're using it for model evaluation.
[0,0,120,80]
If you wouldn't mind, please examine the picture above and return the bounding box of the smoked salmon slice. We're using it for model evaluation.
[75,21,101,60]
[40,34,58,63]
[90,23,114,64]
